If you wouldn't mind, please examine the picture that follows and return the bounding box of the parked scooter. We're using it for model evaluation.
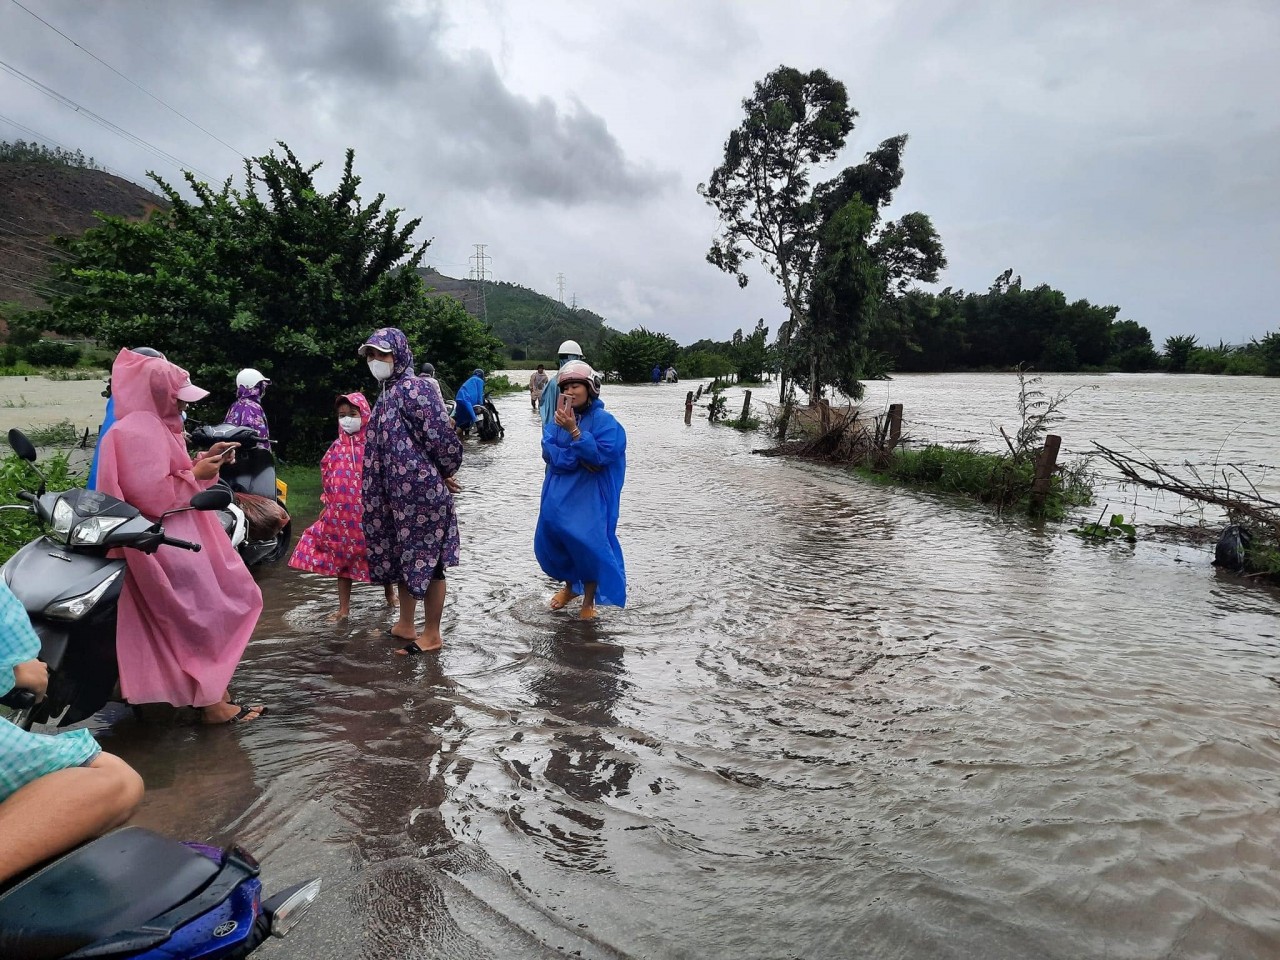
[186,423,291,567]
[0,826,320,959]
[0,429,231,731]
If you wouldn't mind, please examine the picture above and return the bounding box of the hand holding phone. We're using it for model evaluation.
[558,394,573,413]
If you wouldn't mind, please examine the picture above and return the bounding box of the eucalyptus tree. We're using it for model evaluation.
[700,67,944,404]
[698,66,854,401]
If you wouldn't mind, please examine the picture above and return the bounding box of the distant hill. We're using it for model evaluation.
[418,267,618,360]
[0,158,166,310]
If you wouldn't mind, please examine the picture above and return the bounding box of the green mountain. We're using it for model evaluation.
[418,267,617,361]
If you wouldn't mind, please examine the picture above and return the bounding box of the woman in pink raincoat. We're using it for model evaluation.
[96,349,266,724]
[289,392,394,620]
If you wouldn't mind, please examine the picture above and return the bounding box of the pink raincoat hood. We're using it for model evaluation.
[110,348,199,434]
[337,391,372,437]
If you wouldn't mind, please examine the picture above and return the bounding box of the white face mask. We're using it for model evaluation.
[338,415,362,434]
[368,359,393,381]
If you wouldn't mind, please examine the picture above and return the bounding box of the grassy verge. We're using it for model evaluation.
[277,462,322,520]
[856,444,1093,520]
[485,373,527,397]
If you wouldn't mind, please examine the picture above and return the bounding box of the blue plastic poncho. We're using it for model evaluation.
[538,372,561,426]
[454,373,485,430]
[534,397,627,607]
[87,394,116,490]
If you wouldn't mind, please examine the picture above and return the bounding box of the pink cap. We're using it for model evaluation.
[176,380,209,403]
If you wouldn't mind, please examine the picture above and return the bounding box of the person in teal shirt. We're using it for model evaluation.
[0,582,143,883]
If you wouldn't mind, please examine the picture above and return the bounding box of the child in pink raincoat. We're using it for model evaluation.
[289,392,393,620]
[95,349,266,725]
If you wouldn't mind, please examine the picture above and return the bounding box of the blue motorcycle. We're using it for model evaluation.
[0,825,319,958]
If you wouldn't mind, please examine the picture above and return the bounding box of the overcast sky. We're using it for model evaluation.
[2,0,1277,346]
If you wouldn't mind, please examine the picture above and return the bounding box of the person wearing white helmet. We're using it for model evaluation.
[225,367,272,450]
[537,340,585,426]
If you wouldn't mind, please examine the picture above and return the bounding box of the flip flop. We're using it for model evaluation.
[397,641,442,656]
[212,703,268,725]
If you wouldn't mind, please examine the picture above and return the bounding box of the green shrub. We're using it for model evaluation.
[24,340,82,367]
[0,451,82,563]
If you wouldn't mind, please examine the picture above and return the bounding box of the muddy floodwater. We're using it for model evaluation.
[55,373,1280,959]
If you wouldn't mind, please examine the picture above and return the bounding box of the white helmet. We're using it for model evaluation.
[236,368,269,390]
[557,340,583,358]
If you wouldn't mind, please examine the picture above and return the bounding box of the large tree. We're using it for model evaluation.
[700,67,944,403]
[698,66,854,401]
[47,143,499,458]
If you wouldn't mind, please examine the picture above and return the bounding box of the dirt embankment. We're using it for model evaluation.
[0,162,166,311]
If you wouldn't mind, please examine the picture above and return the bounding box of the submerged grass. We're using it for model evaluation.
[857,443,1093,520]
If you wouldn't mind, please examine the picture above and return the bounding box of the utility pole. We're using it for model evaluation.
[469,244,491,322]
[556,272,565,303]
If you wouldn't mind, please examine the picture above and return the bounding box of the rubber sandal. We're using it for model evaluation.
[212,703,268,725]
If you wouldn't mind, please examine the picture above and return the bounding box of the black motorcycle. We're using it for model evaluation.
[186,424,291,567]
[0,429,231,731]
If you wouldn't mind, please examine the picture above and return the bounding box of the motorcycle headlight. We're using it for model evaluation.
[51,498,75,538]
[43,569,123,621]
[69,515,128,546]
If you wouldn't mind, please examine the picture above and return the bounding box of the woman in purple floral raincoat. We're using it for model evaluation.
[359,328,463,655]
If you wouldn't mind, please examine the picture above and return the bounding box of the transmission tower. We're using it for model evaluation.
[571,293,578,310]
[556,272,565,303]
[469,244,491,322]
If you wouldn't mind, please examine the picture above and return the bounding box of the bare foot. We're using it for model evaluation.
[395,630,442,655]
[550,586,579,611]
[202,702,266,725]
[326,609,350,623]
[388,625,418,642]
[579,604,597,621]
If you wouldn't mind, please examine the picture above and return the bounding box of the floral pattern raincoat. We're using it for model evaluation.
[361,328,464,598]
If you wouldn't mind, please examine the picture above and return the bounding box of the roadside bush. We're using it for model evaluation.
[0,451,82,563]
[24,340,82,367]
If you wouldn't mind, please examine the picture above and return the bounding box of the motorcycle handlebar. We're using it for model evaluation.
[162,536,202,552]
[16,490,36,503]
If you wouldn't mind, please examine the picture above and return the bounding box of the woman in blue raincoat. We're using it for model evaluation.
[453,369,486,434]
[534,361,626,619]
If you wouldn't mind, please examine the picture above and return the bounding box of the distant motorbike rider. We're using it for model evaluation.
[224,368,272,451]
[538,340,585,426]
[453,369,486,434]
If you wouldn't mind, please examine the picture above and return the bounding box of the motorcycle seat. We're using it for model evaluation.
[0,826,219,960]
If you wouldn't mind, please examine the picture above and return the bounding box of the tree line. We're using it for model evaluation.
[0,139,104,171]
[30,143,503,459]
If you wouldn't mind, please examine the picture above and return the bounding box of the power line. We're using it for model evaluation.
[0,56,216,181]
[7,0,246,161]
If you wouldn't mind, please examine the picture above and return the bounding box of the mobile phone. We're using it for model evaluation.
[558,394,573,412]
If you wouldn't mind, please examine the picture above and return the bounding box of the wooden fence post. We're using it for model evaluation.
[684,391,694,425]
[1031,434,1062,509]
[739,390,752,422]
[888,403,903,449]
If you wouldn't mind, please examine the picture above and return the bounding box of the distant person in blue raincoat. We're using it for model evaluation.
[453,368,485,434]
[535,360,626,619]
[538,340,585,426]
[651,364,661,384]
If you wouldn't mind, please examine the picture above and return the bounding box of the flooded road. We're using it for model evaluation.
[93,374,1280,959]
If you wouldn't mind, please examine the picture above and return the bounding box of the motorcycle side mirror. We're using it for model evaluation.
[7,429,37,463]
[190,487,233,511]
